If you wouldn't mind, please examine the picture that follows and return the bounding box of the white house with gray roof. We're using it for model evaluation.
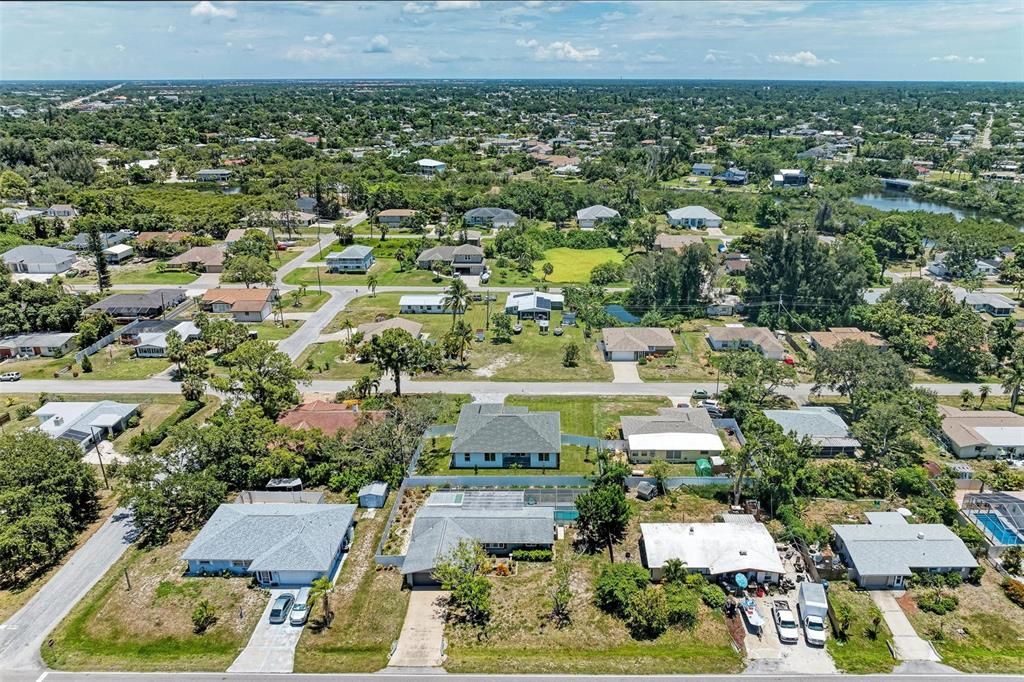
[464,207,519,228]
[666,206,722,229]
[832,514,977,588]
[620,408,724,464]
[763,406,860,456]
[576,204,619,229]
[32,400,139,450]
[326,244,374,273]
[450,403,561,469]
[182,503,357,587]
[2,245,77,274]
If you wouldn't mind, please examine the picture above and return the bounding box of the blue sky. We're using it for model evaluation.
[1,1,1022,81]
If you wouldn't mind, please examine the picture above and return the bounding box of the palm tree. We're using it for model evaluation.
[542,262,554,281]
[443,278,470,329]
[308,575,335,627]
[960,388,974,409]
[978,384,991,407]
[449,319,473,366]
[353,371,380,398]
[1002,365,1024,411]
[367,273,378,297]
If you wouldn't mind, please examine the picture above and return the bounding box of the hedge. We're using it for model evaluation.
[511,548,553,562]
[127,400,203,454]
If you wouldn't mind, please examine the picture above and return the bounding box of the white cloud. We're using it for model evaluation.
[244,43,255,52]
[515,38,538,48]
[527,40,600,62]
[304,33,335,45]
[364,34,391,54]
[403,0,479,12]
[640,53,669,64]
[523,1,545,6]
[403,2,429,13]
[189,1,237,21]
[285,44,344,61]
[767,50,837,66]
[115,44,126,52]
[930,54,986,64]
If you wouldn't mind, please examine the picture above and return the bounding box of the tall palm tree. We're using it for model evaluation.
[367,273,378,297]
[308,575,335,627]
[1002,365,1024,411]
[449,319,474,366]
[978,384,991,407]
[443,278,470,329]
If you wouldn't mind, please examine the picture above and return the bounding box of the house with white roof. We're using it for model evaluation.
[103,243,134,265]
[620,407,725,464]
[772,169,809,187]
[2,245,77,274]
[32,400,139,450]
[640,521,784,584]
[135,321,201,358]
[576,205,620,229]
[326,245,374,273]
[399,294,447,314]
[416,158,447,176]
[666,206,723,229]
[504,291,564,320]
[937,405,1024,459]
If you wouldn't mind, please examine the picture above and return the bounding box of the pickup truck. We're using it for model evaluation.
[772,599,800,644]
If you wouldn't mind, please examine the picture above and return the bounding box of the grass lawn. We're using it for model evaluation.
[532,247,624,284]
[269,244,316,270]
[10,345,171,381]
[826,582,895,673]
[42,531,266,672]
[111,262,198,285]
[296,340,371,380]
[278,289,330,312]
[417,437,598,476]
[637,325,719,383]
[254,319,304,341]
[311,293,612,382]
[444,537,741,674]
[505,395,672,438]
[294,494,410,672]
[902,570,1024,673]
[282,259,441,287]
[720,221,762,236]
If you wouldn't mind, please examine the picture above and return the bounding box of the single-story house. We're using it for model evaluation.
[809,327,888,351]
[640,522,784,584]
[504,291,564,320]
[166,245,225,273]
[224,227,270,244]
[600,327,676,361]
[62,230,133,251]
[32,400,139,450]
[706,294,743,317]
[706,326,787,360]
[955,291,1016,317]
[832,514,978,588]
[724,258,750,276]
[0,332,76,358]
[937,405,1024,459]
[135,321,201,358]
[763,406,860,456]
[377,209,418,228]
[135,231,189,247]
[927,257,1000,281]
[401,496,554,586]
[666,206,722,229]
[0,207,44,224]
[464,207,519,229]
[576,204,620,229]
[712,167,749,185]
[201,288,276,322]
[194,168,232,182]
[326,245,374,273]
[399,294,447,314]
[356,316,423,340]
[2,245,77,275]
[415,244,486,275]
[416,158,447,175]
[85,289,187,320]
[268,210,317,227]
[103,243,134,265]
[119,318,184,345]
[621,407,725,464]
[277,400,386,437]
[691,162,714,176]
[46,204,79,219]
[182,502,357,587]
[450,403,561,469]
[358,481,389,509]
[772,168,809,187]
[654,233,704,252]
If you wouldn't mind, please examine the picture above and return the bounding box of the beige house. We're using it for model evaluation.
[654,233,704,253]
[937,405,1024,459]
[600,327,676,361]
[706,326,786,360]
[620,408,725,464]
[809,327,888,351]
[201,288,277,322]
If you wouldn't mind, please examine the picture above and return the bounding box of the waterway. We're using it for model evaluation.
[850,190,981,221]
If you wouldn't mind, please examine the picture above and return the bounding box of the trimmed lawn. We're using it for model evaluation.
[254,319,303,341]
[10,345,171,381]
[111,263,198,285]
[42,532,266,672]
[294,494,410,673]
[637,325,719,383]
[269,243,316,270]
[279,289,330,312]
[826,582,895,674]
[297,340,370,380]
[532,247,624,284]
[418,437,598,476]
[505,395,672,438]
[282,259,441,287]
[311,293,612,382]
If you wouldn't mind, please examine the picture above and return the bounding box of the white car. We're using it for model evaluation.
[0,371,21,382]
[480,271,490,284]
[772,600,800,644]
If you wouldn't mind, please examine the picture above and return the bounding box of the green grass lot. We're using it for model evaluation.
[305,293,612,382]
[279,289,330,312]
[254,319,303,341]
[42,532,266,672]
[294,495,410,672]
[903,570,1024,673]
[505,395,672,438]
[110,263,199,285]
[636,323,734,383]
[8,344,171,381]
[532,247,624,283]
[418,436,598,476]
[296,340,370,380]
[825,583,895,674]
[269,242,316,270]
[282,259,442,287]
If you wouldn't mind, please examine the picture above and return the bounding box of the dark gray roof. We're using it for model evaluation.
[451,403,561,454]
[86,289,186,315]
[417,244,484,262]
[181,503,356,573]
[465,207,519,222]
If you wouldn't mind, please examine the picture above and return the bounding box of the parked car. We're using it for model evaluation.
[289,587,311,626]
[798,582,829,647]
[480,271,490,284]
[772,599,800,644]
[0,371,21,382]
[269,594,294,624]
[692,389,709,400]
[699,399,724,417]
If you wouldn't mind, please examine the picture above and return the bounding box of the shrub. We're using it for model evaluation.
[624,586,669,639]
[594,562,650,616]
[915,589,959,615]
[1003,546,1023,574]
[968,565,985,585]
[943,571,963,589]
[80,354,93,373]
[191,599,217,634]
[127,414,141,429]
[700,584,727,609]
[15,405,32,420]
[665,585,699,629]
[1002,578,1024,608]
[127,400,202,455]
[590,260,624,285]
[511,548,553,562]
[685,572,708,589]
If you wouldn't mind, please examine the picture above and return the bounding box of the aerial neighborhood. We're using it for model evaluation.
[1,29,1024,682]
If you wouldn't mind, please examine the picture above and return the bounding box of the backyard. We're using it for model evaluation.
[110,262,199,285]
[5,344,171,381]
[505,395,672,438]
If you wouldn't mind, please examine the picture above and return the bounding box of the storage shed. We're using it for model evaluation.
[358,481,389,508]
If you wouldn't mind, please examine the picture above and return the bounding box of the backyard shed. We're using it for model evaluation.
[358,481,389,508]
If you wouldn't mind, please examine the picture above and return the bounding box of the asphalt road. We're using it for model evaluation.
[0,509,136,671]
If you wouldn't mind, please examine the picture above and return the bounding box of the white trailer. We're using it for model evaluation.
[797,582,829,646]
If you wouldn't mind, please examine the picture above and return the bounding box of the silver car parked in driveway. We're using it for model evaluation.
[289,587,311,626]
[268,593,294,624]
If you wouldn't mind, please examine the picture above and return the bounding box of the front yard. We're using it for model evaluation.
[825,582,895,673]
[6,344,171,381]
[254,319,304,341]
[281,259,442,287]
[505,394,672,438]
[110,262,199,285]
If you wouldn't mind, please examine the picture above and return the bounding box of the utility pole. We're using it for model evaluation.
[485,290,491,329]
[89,425,109,489]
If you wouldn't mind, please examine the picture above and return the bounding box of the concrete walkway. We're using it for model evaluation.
[870,590,941,662]
[387,588,448,669]
[610,361,642,384]
[228,589,305,674]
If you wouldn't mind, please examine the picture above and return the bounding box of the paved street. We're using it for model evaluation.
[276,289,359,360]
[0,509,136,671]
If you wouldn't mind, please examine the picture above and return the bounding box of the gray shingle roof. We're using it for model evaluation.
[181,503,356,573]
[2,245,76,265]
[833,520,977,576]
[465,207,519,222]
[576,204,619,220]
[451,403,561,454]
[763,407,860,449]
[620,407,716,439]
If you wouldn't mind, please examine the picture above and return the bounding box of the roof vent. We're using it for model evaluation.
[689,526,694,534]
[54,416,63,426]
[917,532,925,540]
[739,549,748,556]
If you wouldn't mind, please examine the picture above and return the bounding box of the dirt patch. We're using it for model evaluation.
[383,487,429,555]
[473,353,522,377]
[896,591,919,616]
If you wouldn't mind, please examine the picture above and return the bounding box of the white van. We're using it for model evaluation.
[289,586,312,626]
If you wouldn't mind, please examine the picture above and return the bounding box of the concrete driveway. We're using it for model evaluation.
[870,590,941,662]
[387,588,449,669]
[227,589,305,674]
[742,595,837,675]
[610,361,642,383]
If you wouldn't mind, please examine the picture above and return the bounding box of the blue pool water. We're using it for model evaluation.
[554,509,579,522]
[604,304,640,324]
[974,512,1023,545]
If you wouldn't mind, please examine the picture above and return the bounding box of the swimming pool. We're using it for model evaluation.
[554,509,579,522]
[973,512,1023,545]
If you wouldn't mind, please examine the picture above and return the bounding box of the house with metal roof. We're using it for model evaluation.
[772,168,809,187]
[32,400,139,450]
[504,291,564,320]
[2,245,77,274]
[326,244,374,273]
[640,522,784,584]
[464,207,519,229]
[86,289,187,320]
[401,492,555,586]
[450,403,561,469]
[763,406,860,456]
[103,243,134,264]
[399,294,447,314]
[576,204,620,229]
[181,503,357,587]
[600,327,676,361]
[832,514,977,588]
[357,481,389,509]
[937,405,1024,459]
[666,206,723,229]
[620,407,725,464]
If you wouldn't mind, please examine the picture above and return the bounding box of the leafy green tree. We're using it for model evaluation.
[166,329,185,375]
[87,225,111,291]
[80,353,93,373]
[853,389,938,467]
[662,557,687,585]
[562,340,581,367]
[0,169,28,200]
[75,312,115,348]
[490,313,513,343]
[433,539,492,626]
[575,484,631,561]
[216,340,309,418]
[719,350,796,418]
[755,195,785,227]
[224,255,275,288]
[812,341,913,419]
[542,262,554,281]
[368,328,423,397]
[1001,339,1024,410]
[228,228,274,261]
[593,561,649,615]
[934,307,994,379]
